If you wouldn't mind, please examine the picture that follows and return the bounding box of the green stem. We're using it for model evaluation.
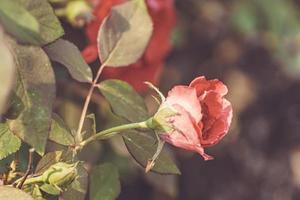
[14,175,43,188]
[79,120,150,147]
[23,176,43,185]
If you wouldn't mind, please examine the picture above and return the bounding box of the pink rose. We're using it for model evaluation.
[159,76,233,160]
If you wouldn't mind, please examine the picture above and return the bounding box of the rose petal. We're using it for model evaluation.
[160,105,213,160]
[195,145,214,160]
[145,0,176,63]
[102,61,163,92]
[200,99,232,147]
[81,44,99,63]
[160,105,199,146]
[164,86,202,122]
[202,91,223,119]
[190,76,228,97]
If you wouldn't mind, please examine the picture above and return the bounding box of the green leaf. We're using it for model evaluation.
[0,186,34,200]
[0,123,21,160]
[89,163,120,200]
[78,114,102,162]
[44,39,93,83]
[35,151,63,174]
[71,164,88,193]
[98,0,153,67]
[61,190,85,200]
[18,0,64,45]
[78,113,97,143]
[83,114,97,138]
[4,92,24,120]
[7,37,56,156]
[58,99,82,130]
[145,173,178,198]
[98,79,148,122]
[0,0,64,45]
[61,163,88,200]
[0,155,14,174]
[49,114,74,146]
[40,184,61,195]
[123,130,180,175]
[98,79,180,174]
[0,0,40,45]
[0,30,15,114]
[31,185,46,200]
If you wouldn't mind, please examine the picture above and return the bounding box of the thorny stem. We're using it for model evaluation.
[79,120,150,148]
[76,63,107,143]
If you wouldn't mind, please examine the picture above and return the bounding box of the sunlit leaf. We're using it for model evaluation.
[0,29,15,114]
[0,0,63,45]
[0,186,34,200]
[0,0,40,45]
[35,151,62,174]
[44,39,93,83]
[7,37,56,155]
[17,0,64,45]
[89,163,120,200]
[98,0,153,66]
[49,114,74,146]
[0,123,21,160]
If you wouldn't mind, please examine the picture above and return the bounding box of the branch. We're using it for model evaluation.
[76,63,106,144]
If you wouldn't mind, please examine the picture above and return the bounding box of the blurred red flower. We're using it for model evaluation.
[159,76,233,160]
[82,0,176,92]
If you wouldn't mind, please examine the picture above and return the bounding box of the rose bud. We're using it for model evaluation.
[150,106,177,132]
[41,162,78,187]
[153,76,233,160]
[64,0,93,27]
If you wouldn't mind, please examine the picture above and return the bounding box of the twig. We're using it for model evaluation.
[17,148,35,189]
[76,63,106,143]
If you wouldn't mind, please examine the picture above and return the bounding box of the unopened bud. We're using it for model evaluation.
[42,162,78,187]
[65,0,93,27]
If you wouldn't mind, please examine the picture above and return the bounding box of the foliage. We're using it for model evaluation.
[0,0,234,199]
[0,0,180,199]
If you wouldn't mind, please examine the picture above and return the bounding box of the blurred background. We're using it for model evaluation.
[54,0,300,199]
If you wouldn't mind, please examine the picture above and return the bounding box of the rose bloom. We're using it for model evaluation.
[82,0,176,92]
[159,76,233,160]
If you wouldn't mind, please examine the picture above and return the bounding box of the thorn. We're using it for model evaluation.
[145,160,155,173]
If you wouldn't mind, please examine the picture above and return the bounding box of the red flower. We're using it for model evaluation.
[159,76,233,160]
[82,0,176,92]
